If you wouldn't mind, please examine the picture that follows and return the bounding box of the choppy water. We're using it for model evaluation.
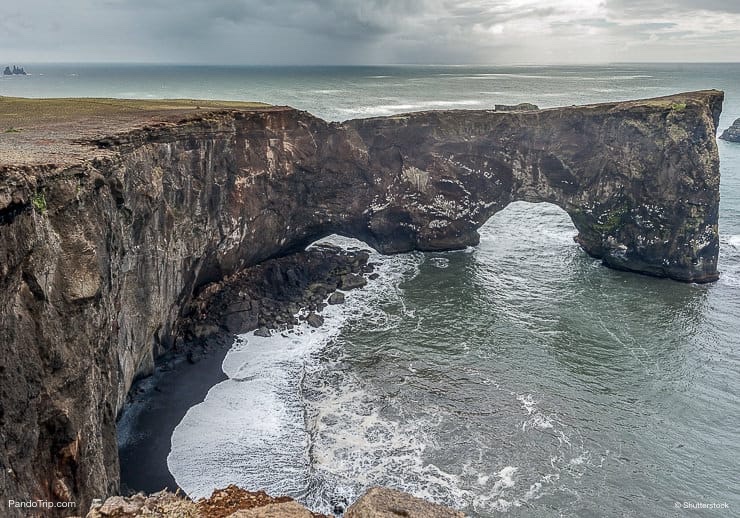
[8,64,739,516]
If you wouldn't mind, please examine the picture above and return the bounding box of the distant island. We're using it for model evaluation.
[3,65,27,75]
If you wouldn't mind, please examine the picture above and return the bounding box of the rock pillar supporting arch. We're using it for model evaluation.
[347,91,723,282]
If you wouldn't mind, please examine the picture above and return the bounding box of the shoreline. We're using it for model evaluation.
[117,334,232,494]
[116,243,374,496]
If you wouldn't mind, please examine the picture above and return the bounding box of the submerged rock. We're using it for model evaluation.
[720,117,740,142]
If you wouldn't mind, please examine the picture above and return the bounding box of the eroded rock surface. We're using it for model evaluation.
[81,485,329,518]
[79,485,463,518]
[345,487,465,518]
[0,91,724,515]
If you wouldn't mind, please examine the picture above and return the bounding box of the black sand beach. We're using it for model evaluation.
[116,246,373,495]
[117,338,231,494]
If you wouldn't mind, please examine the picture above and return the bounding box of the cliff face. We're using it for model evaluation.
[0,91,723,514]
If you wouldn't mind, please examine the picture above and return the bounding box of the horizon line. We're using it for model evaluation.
[4,61,740,67]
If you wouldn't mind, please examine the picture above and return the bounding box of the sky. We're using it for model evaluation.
[1,0,738,65]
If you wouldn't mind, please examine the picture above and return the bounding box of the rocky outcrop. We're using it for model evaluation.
[80,485,463,518]
[83,485,327,518]
[720,117,740,142]
[0,91,724,516]
[494,102,538,111]
[345,487,465,518]
[3,65,27,75]
[185,245,371,337]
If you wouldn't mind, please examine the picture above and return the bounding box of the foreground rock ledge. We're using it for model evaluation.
[80,485,463,518]
[0,91,723,515]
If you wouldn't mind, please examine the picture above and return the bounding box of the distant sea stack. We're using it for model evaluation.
[720,118,740,143]
[3,65,27,75]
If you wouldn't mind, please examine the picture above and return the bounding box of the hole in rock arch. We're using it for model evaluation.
[475,201,583,281]
[468,201,587,338]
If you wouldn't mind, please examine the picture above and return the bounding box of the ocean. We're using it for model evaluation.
[6,64,739,517]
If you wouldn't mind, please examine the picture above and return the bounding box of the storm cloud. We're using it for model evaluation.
[1,0,737,64]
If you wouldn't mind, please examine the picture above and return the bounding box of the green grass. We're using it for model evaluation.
[31,192,47,214]
[670,102,687,112]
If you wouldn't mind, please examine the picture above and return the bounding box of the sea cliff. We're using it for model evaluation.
[0,91,723,515]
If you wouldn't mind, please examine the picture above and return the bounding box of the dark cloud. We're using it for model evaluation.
[0,1,738,64]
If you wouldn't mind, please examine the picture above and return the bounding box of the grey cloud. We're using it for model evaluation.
[608,0,740,14]
[0,0,738,64]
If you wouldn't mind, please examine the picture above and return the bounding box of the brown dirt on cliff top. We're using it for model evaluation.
[0,96,275,169]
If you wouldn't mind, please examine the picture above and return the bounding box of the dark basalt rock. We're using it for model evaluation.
[254,327,271,338]
[3,65,27,75]
[306,312,324,328]
[340,273,368,290]
[494,102,539,111]
[328,292,345,305]
[0,90,724,515]
[720,117,740,142]
[183,245,370,336]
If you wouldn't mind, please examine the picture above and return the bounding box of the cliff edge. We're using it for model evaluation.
[0,91,723,515]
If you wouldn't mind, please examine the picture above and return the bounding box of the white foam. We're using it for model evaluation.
[167,236,423,502]
[517,394,555,431]
[429,257,450,269]
[168,230,601,515]
[493,466,517,492]
[337,100,483,118]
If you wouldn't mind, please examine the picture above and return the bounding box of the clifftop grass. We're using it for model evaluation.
[0,96,270,127]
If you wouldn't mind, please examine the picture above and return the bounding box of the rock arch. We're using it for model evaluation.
[344,91,722,282]
[0,90,723,514]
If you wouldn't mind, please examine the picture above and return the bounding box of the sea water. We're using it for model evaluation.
[6,64,739,516]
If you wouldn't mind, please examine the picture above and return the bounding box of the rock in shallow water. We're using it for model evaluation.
[254,327,271,337]
[306,312,324,328]
[328,291,346,305]
[340,273,367,290]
